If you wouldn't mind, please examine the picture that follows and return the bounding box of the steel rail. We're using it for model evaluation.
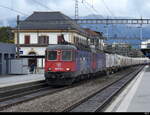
[96,66,144,112]
[0,66,144,111]
[63,66,144,112]
[0,72,106,111]
[0,80,67,111]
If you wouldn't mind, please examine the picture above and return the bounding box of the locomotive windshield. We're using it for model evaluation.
[62,51,72,61]
[48,51,57,61]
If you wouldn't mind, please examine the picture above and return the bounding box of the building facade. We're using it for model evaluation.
[13,12,104,73]
[141,40,150,58]
[0,43,16,75]
[141,40,150,49]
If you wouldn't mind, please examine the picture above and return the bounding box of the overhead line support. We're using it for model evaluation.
[76,19,150,24]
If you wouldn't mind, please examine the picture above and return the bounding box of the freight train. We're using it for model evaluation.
[44,44,150,86]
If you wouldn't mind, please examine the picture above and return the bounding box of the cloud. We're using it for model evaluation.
[127,0,150,18]
[1,0,150,26]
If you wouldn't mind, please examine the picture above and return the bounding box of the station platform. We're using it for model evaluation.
[106,65,150,112]
[0,74,45,88]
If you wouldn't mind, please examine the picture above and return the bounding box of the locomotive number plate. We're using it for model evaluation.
[55,68,63,71]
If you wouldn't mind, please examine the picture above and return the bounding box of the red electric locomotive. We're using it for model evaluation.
[45,45,78,86]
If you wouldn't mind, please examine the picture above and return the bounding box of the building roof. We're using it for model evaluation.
[83,28,104,39]
[18,12,85,34]
[26,12,71,21]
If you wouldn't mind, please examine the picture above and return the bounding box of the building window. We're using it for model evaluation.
[24,35,30,44]
[57,34,66,44]
[73,36,76,44]
[38,36,49,45]
[76,37,79,44]
[4,54,9,60]
[10,54,15,59]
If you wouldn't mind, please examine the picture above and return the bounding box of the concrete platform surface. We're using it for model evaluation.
[127,66,150,112]
[0,74,45,88]
[106,65,150,112]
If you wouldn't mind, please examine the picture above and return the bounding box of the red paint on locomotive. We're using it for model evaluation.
[45,50,76,73]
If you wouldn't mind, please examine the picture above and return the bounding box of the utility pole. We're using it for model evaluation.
[17,15,20,59]
[104,18,109,40]
[106,24,109,41]
[140,18,143,49]
[75,0,79,20]
[104,24,110,52]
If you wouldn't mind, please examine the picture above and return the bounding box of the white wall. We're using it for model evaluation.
[19,32,38,44]
[17,31,89,69]
[19,47,46,56]
[19,32,71,45]
[73,33,87,45]
[37,58,45,68]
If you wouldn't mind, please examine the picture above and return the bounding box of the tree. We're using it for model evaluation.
[0,27,14,43]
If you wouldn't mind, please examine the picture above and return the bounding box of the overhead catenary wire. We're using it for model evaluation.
[77,0,145,46]
[11,0,13,10]
[0,0,53,20]
[81,0,118,37]
[101,0,130,42]
[81,0,105,19]
[0,4,28,16]
[32,0,52,11]
[101,0,115,17]
[80,0,114,41]
[73,0,103,19]
[101,0,140,44]
[79,0,111,41]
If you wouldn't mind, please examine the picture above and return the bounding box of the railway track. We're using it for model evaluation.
[0,73,106,111]
[63,66,144,112]
[0,66,144,112]
[0,80,70,111]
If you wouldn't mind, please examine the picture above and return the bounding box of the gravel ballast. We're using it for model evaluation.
[1,67,136,112]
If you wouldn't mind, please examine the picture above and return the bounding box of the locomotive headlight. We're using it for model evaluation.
[48,68,52,71]
[66,68,71,71]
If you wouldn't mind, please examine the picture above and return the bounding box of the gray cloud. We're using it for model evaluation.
[1,0,150,26]
[25,0,50,5]
[128,0,148,9]
[127,0,150,17]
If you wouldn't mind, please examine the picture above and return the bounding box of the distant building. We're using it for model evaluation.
[105,42,144,57]
[83,28,105,51]
[141,40,150,49]
[0,43,16,75]
[141,40,150,58]
[12,12,105,73]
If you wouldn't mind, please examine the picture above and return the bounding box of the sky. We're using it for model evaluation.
[0,0,150,26]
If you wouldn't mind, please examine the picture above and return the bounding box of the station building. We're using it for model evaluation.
[0,43,16,75]
[13,12,104,73]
